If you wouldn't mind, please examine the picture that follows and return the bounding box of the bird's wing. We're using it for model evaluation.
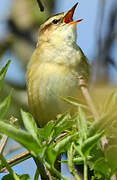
[76,46,90,83]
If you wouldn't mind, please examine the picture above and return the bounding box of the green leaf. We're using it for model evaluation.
[51,116,76,142]
[60,96,89,110]
[0,60,11,91]
[94,172,102,180]
[94,157,111,179]
[73,155,92,165]
[46,133,78,165]
[74,144,83,157]
[105,145,117,173]
[1,174,30,180]
[21,110,42,147]
[39,120,54,140]
[91,176,95,180]
[60,156,92,165]
[49,113,75,143]
[77,107,87,144]
[45,147,56,165]
[0,121,41,156]
[0,91,12,118]
[19,174,30,180]
[54,133,78,155]
[54,112,71,128]
[81,131,104,156]
[2,174,14,180]
[88,144,104,170]
[87,113,108,137]
[60,157,84,165]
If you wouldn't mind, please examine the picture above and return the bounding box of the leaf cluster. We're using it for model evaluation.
[0,61,117,180]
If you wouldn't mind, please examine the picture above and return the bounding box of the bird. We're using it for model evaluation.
[26,3,89,127]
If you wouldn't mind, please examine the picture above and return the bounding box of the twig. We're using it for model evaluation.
[78,75,108,149]
[37,0,44,11]
[54,132,67,142]
[78,75,98,120]
[0,135,8,154]
[0,150,30,173]
[45,166,53,180]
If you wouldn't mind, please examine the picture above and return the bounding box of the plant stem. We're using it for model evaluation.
[67,143,81,180]
[33,156,50,180]
[34,168,40,180]
[84,158,88,180]
[45,162,69,180]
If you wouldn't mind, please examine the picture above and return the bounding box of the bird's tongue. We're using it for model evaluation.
[64,3,83,24]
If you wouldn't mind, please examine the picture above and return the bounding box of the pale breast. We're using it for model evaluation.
[27,62,80,127]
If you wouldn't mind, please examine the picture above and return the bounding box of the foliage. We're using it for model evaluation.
[0,61,117,180]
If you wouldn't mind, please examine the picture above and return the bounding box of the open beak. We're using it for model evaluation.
[64,3,83,24]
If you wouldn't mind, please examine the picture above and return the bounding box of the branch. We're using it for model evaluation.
[0,150,30,173]
[78,75,108,149]
[0,135,8,154]
[37,0,44,11]
[33,156,50,180]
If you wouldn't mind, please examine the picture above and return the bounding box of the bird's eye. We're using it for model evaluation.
[52,19,60,24]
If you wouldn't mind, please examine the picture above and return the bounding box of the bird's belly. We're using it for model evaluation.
[27,63,79,126]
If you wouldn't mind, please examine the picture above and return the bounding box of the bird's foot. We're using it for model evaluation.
[77,74,88,87]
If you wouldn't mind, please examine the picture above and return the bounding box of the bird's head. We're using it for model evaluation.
[38,3,83,44]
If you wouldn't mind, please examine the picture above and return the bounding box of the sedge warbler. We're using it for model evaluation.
[26,3,89,127]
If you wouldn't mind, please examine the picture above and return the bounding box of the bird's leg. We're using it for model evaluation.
[78,75,99,120]
[77,74,108,150]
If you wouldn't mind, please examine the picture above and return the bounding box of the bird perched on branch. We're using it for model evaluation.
[26,3,89,127]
